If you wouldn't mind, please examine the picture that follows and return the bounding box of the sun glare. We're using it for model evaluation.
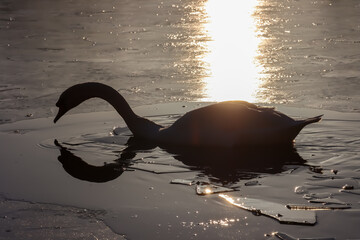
[201,0,262,102]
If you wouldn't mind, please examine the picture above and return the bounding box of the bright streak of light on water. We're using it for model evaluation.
[200,0,263,102]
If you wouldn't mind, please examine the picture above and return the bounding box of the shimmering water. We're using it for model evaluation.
[0,0,359,123]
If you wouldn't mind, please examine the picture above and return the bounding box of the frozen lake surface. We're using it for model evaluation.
[0,0,359,122]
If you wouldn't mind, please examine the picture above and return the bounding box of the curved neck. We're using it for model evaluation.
[77,83,162,139]
[91,83,137,122]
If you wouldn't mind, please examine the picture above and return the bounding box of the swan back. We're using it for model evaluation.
[158,101,317,147]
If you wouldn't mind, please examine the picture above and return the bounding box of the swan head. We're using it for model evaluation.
[54,84,89,123]
[54,92,72,123]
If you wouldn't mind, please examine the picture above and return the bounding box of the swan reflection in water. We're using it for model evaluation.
[54,137,306,184]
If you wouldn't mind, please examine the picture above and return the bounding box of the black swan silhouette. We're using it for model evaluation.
[54,82,322,147]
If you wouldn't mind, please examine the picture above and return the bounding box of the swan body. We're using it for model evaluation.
[54,82,322,147]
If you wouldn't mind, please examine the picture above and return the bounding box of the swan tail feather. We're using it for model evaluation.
[301,114,323,125]
[295,114,323,130]
[288,115,323,142]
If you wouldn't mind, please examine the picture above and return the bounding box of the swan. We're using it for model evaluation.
[54,82,322,147]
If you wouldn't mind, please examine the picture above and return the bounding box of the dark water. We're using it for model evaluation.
[1,104,359,239]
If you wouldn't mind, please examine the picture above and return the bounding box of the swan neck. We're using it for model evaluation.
[95,85,136,121]
[86,83,161,139]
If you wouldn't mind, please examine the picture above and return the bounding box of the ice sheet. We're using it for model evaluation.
[220,195,316,225]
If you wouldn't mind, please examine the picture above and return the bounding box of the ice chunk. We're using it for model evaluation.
[294,186,308,194]
[219,195,316,225]
[309,166,323,174]
[309,197,349,206]
[112,126,129,135]
[342,184,354,190]
[286,204,351,210]
[171,179,235,195]
[271,231,335,240]
[303,192,333,200]
[170,179,195,186]
[244,180,260,186]
[340,188,360,195]
[196,182,234,195]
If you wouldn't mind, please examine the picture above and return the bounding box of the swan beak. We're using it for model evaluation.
[54,107,66,123]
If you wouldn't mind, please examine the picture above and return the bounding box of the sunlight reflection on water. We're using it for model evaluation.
[200,0,263,102]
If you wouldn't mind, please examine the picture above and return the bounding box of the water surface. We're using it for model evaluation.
[1,0,359,123]
[1,0,360,239]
